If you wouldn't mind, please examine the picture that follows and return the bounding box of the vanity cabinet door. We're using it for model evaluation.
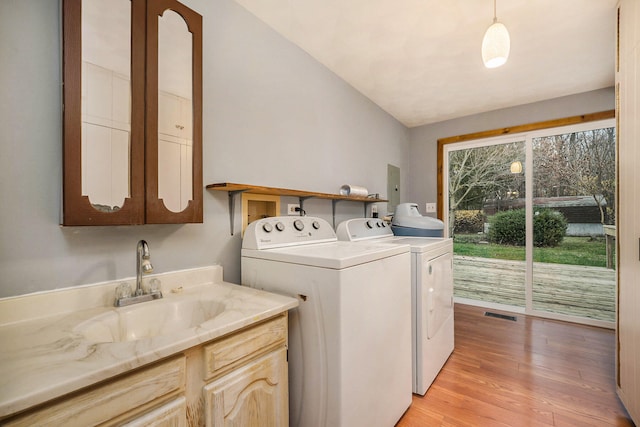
[203,348,288,427]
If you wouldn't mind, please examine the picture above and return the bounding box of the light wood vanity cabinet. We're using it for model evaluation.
[2,314,289,427]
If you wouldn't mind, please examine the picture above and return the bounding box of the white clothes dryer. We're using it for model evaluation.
[336,217,454,395]
[242,216,412,427]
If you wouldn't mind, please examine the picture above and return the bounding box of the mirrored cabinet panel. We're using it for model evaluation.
[157,8,194,214]
[62,0,202,225]
[81,0,133,214]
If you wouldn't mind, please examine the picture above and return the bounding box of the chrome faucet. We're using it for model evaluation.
[114,240,163,307]
[136,240,153,296]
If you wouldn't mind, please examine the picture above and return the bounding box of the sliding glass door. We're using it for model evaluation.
[447,138,526,309]
[530,126,616,322]
[444,120,616,326]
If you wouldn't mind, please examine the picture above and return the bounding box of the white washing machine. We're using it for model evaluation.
[242,216,412,427]
[337,217,454,395]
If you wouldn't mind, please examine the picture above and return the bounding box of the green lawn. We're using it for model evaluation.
[453,234,611,267]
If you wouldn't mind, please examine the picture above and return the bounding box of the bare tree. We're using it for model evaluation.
[448,142,524,234]
[533,128,615,224]
[448,126,615,236]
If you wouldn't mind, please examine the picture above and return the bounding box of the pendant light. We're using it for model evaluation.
[510,161,522,174]
[482,0,510,68]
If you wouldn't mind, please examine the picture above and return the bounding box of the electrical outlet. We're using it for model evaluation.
[425,202,436,213]
[288,204,300,215]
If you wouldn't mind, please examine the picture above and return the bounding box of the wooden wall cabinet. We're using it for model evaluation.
[62,0,203,225]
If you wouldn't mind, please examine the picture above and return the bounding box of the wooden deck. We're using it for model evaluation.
[454,256,616,322]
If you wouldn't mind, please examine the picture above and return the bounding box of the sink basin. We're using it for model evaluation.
[74,298,226,343]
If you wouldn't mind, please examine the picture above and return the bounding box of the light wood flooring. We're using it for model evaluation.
[396,304,634,427]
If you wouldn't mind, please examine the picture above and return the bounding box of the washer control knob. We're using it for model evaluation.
[312,221,320,230]
[262,223,273,233]
[275,222,285,231]
[294,219,304,231]
[366,220,375,229]
[381,222,386,227]
[376,221,382,227]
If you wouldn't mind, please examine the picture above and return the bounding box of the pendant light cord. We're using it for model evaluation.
[493,0,498,23]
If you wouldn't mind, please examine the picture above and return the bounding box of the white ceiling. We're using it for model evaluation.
[232,0,617,127]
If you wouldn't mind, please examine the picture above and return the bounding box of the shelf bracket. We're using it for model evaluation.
[227,190,248,236]
[298,197,314,216]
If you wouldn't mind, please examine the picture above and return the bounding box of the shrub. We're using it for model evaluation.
[488,209,526,245]
[533,208,568,247]
[454,210,484,233]
[487,208,568,247]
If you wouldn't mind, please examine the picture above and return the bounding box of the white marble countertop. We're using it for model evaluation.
[0,266,298,418]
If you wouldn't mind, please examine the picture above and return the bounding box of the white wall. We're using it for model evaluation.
[406,88,615,215]
[0,0,409,297]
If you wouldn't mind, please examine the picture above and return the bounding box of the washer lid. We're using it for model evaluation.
[242,240,409,269]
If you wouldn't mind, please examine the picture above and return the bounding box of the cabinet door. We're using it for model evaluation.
[145,0,203,224]
[62,0,145,225]
[203,348,288,427]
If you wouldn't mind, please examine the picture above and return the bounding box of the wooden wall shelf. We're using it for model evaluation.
[206,182,387,235]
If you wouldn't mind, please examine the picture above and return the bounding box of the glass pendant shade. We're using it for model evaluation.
[482,20,510,68]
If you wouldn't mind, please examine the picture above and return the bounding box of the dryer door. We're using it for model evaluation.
[424,251,454,339]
